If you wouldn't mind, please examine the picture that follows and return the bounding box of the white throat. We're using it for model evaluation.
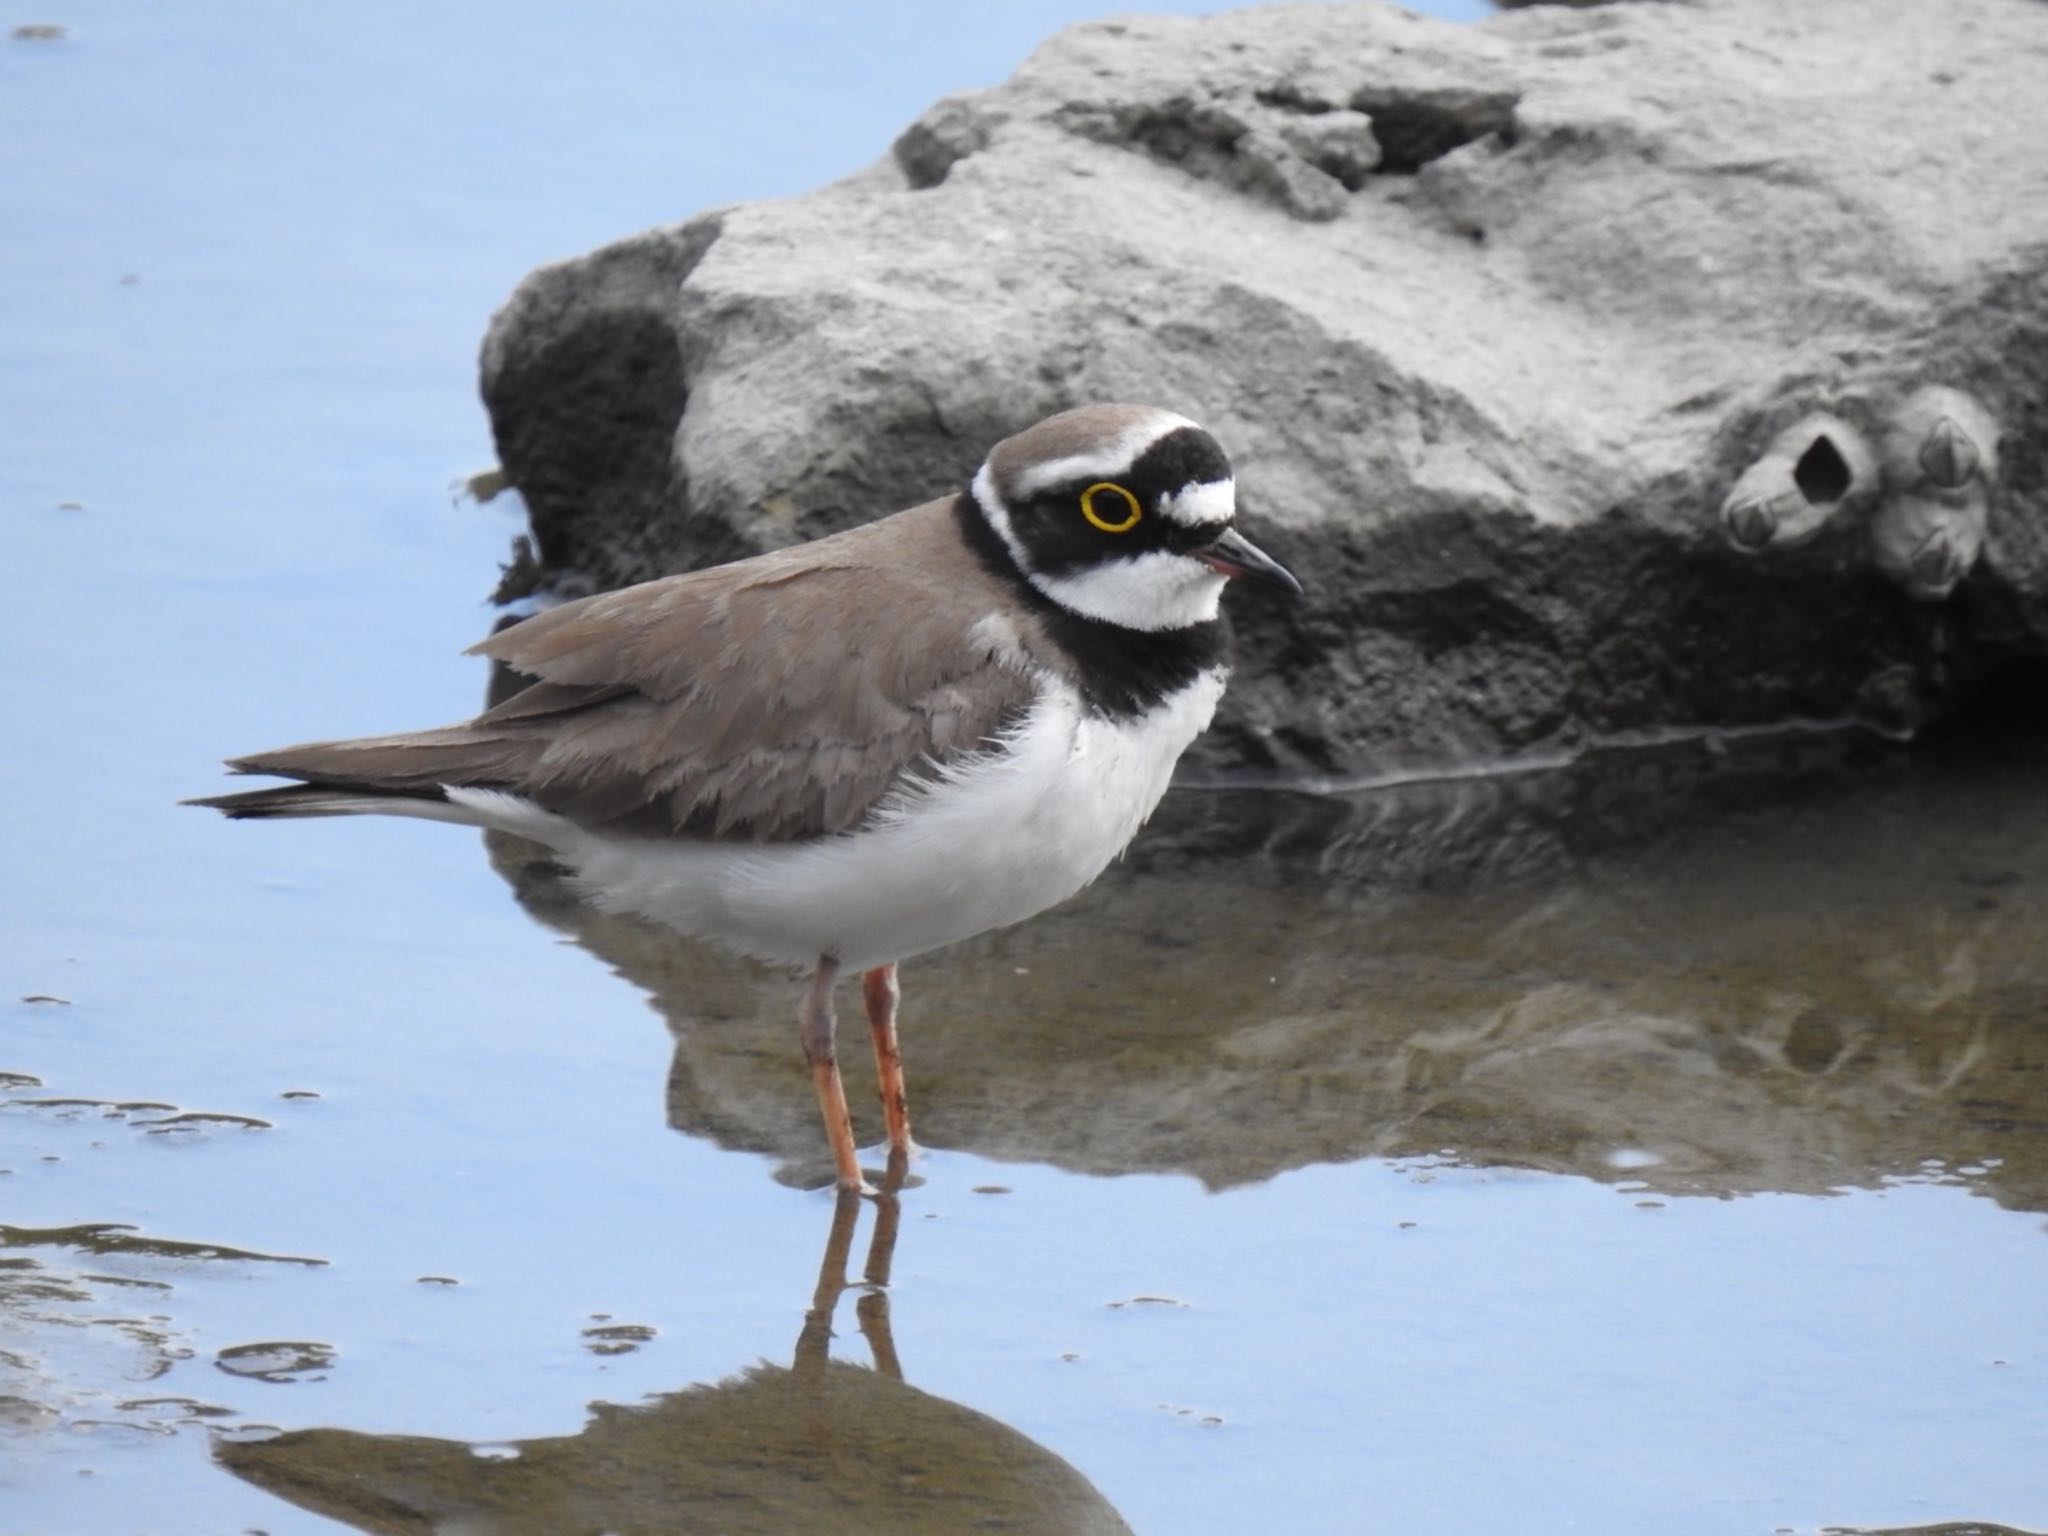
[971,467,1230,633]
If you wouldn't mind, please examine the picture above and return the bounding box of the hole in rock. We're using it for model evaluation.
[1793,434,1852,505]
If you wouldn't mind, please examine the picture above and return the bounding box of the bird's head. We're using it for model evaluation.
[969,404,1301,632]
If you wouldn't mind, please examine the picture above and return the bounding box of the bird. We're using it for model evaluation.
[189,403,1301,1192]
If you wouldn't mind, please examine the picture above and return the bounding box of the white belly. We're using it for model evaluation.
[448,669,1227,972]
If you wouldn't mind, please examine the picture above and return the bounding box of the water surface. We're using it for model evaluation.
[3,6,2043,1535]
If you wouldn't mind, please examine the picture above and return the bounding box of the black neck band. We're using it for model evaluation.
[952,491,1230,721]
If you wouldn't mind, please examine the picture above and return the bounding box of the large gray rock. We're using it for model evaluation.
[478,0,2048,783]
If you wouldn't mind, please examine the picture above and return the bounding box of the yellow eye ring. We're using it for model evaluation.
[1080,481,1143,534]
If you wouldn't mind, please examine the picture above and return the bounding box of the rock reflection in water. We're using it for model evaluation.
[217,1191,1132,1535]
[488,730,2048,1210]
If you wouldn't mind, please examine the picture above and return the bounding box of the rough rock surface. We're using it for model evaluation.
[478,0,2048,784]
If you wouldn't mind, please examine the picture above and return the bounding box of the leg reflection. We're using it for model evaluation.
[795,1182,906,1383]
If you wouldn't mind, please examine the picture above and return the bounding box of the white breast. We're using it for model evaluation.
[448,668,1228,972]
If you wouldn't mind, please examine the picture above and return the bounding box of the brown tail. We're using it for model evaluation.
[185,718,535,820]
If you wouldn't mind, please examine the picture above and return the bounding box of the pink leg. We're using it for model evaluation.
[862,963,914,1157]
[798,956,867,1194]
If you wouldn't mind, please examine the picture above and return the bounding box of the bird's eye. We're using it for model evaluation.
[1079,481,1143,534]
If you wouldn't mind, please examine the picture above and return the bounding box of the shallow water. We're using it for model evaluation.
[3,6,2045,1535]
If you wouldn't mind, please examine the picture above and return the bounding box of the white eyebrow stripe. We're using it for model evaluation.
[1159,478,1235,527]
[1009,411,1201,499]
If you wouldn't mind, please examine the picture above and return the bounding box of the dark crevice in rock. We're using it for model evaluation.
[1354,91,1520,175]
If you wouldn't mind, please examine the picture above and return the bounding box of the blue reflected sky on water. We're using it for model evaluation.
[2,4,2044,1535]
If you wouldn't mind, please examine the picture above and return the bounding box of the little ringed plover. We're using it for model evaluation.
[190,403,1301,1192]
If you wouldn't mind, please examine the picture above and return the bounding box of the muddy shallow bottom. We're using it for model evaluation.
[5,727,2047,1536]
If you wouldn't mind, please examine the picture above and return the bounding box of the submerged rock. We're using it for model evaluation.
[478,0,2048,782]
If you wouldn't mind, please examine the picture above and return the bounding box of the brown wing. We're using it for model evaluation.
[224,499,1048,842]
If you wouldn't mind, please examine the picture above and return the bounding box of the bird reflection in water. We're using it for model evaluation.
[216,1186,1133,1535]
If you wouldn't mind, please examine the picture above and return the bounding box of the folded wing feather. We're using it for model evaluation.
[216,504,1042,843]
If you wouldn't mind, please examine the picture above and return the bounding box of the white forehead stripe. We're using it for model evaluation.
[1159,478,1235,527]
[1009,410,1201,500]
